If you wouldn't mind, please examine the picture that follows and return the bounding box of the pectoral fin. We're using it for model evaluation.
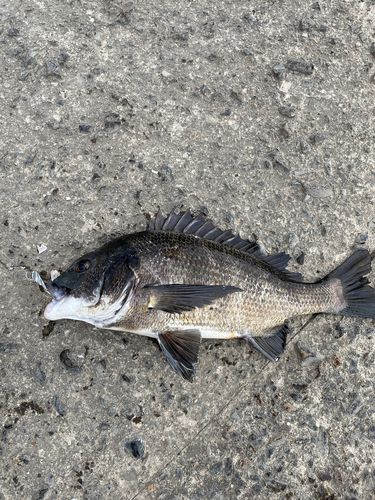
[158,329,201,382]
[145,284,242,314]
[246,322,290,362]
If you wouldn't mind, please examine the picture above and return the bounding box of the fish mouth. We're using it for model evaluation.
[43,274,106,322]
[45,282,69,301]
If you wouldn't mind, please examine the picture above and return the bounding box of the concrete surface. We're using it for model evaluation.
[1,0,375,499]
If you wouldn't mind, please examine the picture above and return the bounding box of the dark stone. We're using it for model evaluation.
[104,113,121,131]
[8,28,21,36]
[0,343,19,354]
[220,109,231,116]
[32,489,49,500]
[124,437,145,459]
[19,71,31,80]
[45,61,61,77]
[79,125,92,133]
[60,349,81,373]
[272,62,285,78]
[349,359,358,374]
[42,322,55,337]
[54,395,66,416]
[317,472,332,481]
[368,426,375,443]
[34,362,46,385]
[174,32,189,40]
[225,457,233,476]
[160,164,174,182]
[180,395,191,413]
[314,133,325,144]
[347,395,364,416]
[286,59,314,74]
[370,42,375,56]
[210,462,223,475]
[122,374,131,383]
[266,479,287,492]
[333,323,343,339]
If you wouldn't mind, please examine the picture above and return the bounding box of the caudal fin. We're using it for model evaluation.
[324,250,375,318]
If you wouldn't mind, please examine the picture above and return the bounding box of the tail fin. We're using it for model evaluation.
[324,250,375,318]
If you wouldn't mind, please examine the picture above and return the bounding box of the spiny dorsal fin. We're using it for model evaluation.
[148,209,303,283]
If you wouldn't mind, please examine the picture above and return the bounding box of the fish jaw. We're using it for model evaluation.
[44,296,93,322]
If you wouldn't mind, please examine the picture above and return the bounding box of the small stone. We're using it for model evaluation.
[8,28,21,36]
[225,458,233,476]
[266,479,287,492]
[370,42,375,56]
[281,123,293,138]
[288,234,299,247]
[161,70,177,83]
[174,32,189,41]
[279,105,296,118]
[349,359,358,374]
[286,59,314,74]
[45,61,61,77]
[297,341,323,367]
[201,84,208,94]
[79,125,92,133]
[369,426,375,443]
[44,473,54,485]
[0,343,19,354]
[180,395,191,413]
[122,374,131,383]
[121,2,134,18]
[231,411,240,421]
[294,248,305,265]
[317,472,332,482]
[272,62,285,79]
[325,162,332,175]
[34,362,46,385]
[220,109,231,116]
[274,160,290,174]
[347,395,364,416]
[264,160,272,169]
[313,133,325,145]
[124,437,145,459]
[105,113,121,132]
[355,233,368,244]
[60,349,81,373]
[300,19,314,31]
[210,462,223,475]
[19,71,31,80]
[300,141,310,154]
[54,395,66,416]
[160,164,173,182]
[304,181,332,198]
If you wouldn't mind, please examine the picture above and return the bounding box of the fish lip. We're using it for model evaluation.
[46,282,69,301]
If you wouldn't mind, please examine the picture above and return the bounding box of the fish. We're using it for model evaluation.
[43,209,375,382]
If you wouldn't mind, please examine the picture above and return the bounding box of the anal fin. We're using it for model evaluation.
[246,322,290,362]
[158,329,201,382]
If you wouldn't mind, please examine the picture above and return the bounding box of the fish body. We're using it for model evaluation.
[44,209,375,381]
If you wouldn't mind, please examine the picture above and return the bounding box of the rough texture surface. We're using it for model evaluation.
[1,0,375,499]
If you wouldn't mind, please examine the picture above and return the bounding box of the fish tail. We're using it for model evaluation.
[323,249,375,318]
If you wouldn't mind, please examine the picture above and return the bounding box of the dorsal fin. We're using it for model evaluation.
[148,209,303,283]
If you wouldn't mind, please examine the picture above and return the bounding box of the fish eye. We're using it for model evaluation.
[76,260,91,273]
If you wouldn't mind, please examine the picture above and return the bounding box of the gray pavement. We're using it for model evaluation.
[1,0,375,499]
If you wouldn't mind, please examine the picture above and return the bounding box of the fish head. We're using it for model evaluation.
[44,240,137,327]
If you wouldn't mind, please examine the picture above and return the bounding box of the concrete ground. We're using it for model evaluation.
[1,0,375,499]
